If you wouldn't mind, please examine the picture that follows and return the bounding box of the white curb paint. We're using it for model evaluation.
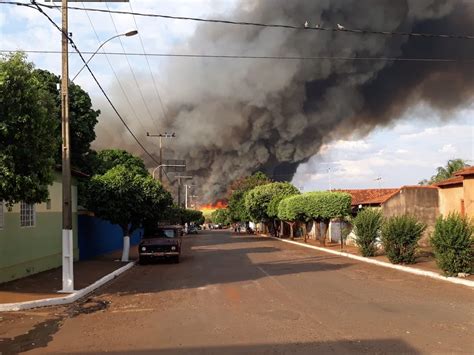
[0,261,135,312]
[269,236,474,289]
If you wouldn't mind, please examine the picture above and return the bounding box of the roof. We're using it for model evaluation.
[433,175,464,188]
[454,166,474,177]
[337,188,399,206]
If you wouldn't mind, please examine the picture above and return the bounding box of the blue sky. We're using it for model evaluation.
[1,0,473,191]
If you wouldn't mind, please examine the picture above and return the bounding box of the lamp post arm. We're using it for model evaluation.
[72,34,122,81]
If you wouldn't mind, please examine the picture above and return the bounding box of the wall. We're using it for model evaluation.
[462,177,474,218]
[78,214,143,260]
[0,175,78,284]
[438,185,464,217]
[382,187,439,245]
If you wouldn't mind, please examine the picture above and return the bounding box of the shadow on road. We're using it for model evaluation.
[97,231,352,297]
[65,338,420,354]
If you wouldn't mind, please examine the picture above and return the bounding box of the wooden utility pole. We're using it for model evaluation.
[61,0,74,292]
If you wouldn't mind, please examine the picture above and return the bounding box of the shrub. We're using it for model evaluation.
[431,213,473,276]
[353,208,383,257]
[381,215,426,264]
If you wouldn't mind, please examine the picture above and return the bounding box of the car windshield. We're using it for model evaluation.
[144,228,177,239]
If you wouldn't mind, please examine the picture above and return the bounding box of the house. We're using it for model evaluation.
[0,170,83,284]
[338,188,400,214]
[434,166,474,218]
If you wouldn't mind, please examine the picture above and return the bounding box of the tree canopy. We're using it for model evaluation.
[244,182,300,222]
[0,53,57,204]
[211,208,231,225]
[419,159,470,185]
[227,172,271,222]
[34,68,100,174]
[94,149,148,176]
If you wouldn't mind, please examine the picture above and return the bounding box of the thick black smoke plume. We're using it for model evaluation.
[94,0,474,201]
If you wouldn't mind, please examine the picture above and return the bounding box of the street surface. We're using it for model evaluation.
[1,230,473,354]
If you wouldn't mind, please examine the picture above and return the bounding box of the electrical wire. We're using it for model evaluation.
[105,2,159,131]
[1,49,470,63]
[129,0,169,124]
[28,1,159,165]
[4,1,474,41]
[80,2,150,137]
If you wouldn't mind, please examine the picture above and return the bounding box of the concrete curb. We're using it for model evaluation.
[0,261,136,312]
[269,236,474,289]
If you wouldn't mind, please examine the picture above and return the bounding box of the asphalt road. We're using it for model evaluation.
[1,230,473,354]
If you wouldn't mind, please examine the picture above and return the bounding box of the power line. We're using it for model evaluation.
[1,49,471,63]
[28,1,159,165]
[129,0,169,123]
[104,1,159,132]
[5,1,474,41]
[80,2,150,137]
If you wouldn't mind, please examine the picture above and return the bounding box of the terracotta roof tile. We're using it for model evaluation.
[433,176,463,187]
[337,188,399,206]
[454,166,474,177]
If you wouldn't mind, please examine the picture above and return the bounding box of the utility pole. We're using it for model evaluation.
[61,0,73,292]
[147,132,176,182]
[184,184,196,209]
[176,176,192,207]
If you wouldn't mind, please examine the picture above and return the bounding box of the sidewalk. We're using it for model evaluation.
[0,249,138,305]
[266,234,474,285]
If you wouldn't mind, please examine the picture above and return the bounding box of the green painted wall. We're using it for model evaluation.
[0,173,79,284]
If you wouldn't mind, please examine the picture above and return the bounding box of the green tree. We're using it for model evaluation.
[244,182,299,236]
[0,53,58,205]
[431,213,473,276]
[419,159,470,185]
[303,192,352,246]
[381,215,426,264]
[84,165,172,261]
[227,172,271,222]
[353,208,383,257]
[33,68,100,174]
[94,149,148,175]
[277,195,308,240]
[211,208,230,226]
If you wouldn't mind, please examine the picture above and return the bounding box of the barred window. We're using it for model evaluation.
[0,201,4,229]
[20,202,35,227]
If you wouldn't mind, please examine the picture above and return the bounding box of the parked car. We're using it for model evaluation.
[139,225,183,264]
[187,225,198,234]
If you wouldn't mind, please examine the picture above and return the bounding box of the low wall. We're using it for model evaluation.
[78,215,143,260]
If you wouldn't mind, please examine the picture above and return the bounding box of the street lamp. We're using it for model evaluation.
[147,132,176,182]
[72,30,138,81]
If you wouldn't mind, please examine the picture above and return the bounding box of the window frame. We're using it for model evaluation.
[20,202,36,228]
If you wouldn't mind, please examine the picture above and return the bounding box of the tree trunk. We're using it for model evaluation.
[289,222,295,240]
[121,225,131,262]
[302,223,308,243]
[314,219,321,244]
[320,219,329,246]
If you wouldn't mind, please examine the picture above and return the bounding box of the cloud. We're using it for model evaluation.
[439,144,457,154]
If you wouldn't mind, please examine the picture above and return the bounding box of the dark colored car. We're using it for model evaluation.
[187,225,198,234]
[139,225,183,264]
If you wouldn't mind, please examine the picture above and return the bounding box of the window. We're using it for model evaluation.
[20,202,35,227]
[0,201,4,229]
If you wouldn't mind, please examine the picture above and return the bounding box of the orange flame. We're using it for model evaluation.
[199,199,228,211]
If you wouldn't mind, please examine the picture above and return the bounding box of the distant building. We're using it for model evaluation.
[337,188,399,214]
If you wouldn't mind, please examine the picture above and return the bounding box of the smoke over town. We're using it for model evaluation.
[94,0,474,201]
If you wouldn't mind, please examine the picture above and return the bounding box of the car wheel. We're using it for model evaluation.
[139,257,147,265]
[174,255,180,263]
